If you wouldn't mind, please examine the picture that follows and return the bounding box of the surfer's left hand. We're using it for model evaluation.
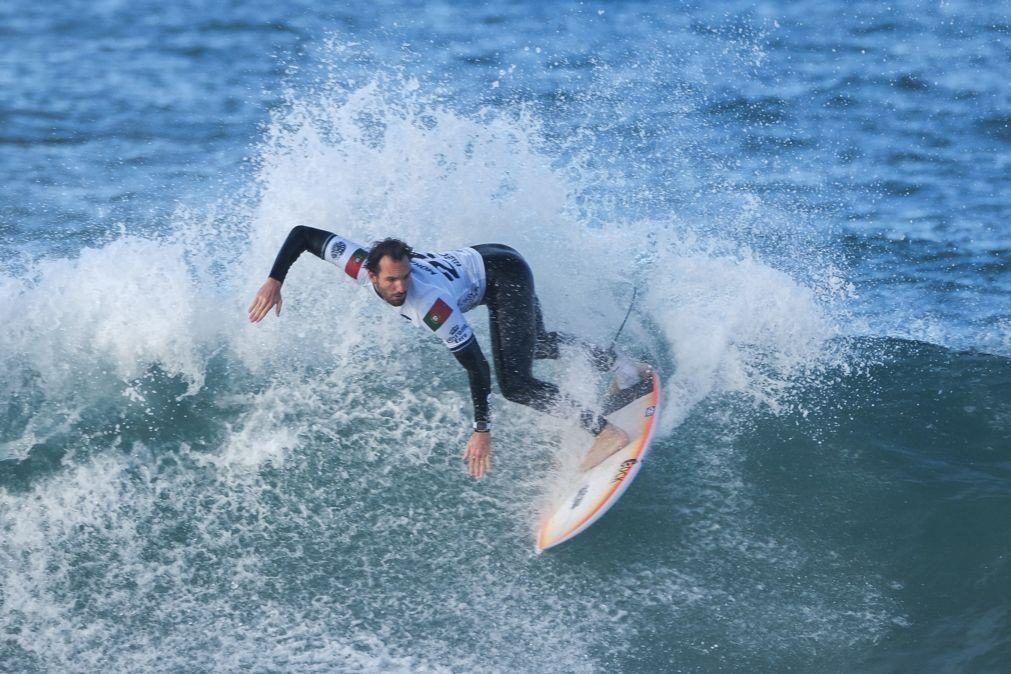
[463,431,491,480]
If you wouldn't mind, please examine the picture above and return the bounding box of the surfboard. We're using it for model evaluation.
[535,368,661,552]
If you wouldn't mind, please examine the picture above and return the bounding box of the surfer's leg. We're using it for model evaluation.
[483,259,562,411]
[531,297,560,359]
[476,244,611,436]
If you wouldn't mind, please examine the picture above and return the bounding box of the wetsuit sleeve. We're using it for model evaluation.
[268,226,333,283]
[451,336,491,427]
[268,226,370,284]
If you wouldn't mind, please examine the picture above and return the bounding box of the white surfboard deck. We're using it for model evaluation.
[536,369,661,552]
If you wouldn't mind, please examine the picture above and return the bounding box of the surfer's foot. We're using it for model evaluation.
[609,357,651,394]
[579,423,630,472]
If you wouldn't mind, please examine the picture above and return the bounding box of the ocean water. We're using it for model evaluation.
[1,1,1009,672]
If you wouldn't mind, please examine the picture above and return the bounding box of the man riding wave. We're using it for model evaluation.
[249,226,638,478]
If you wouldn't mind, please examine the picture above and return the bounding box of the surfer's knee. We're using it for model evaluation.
[499,376,533,404]
[499,374,554,407]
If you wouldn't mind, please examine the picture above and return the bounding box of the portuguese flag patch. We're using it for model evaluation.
[345,248,367,278]
[423,298,453,331]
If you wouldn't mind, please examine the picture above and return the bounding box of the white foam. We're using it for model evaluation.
[1,235,216,394]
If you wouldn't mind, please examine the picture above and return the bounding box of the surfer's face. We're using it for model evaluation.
[369,256,411,306]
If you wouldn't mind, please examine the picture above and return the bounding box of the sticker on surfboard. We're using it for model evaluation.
[536,368,661,552]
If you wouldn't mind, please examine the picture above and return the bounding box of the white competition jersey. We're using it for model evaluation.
[320,234,486,352]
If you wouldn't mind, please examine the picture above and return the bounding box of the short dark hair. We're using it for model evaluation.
[365,238,413,274]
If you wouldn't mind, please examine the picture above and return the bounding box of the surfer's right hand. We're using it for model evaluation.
[248,278,283,323]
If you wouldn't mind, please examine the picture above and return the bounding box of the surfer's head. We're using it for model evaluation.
[367,238,413,306]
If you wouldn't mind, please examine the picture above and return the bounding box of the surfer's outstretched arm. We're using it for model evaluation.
[267,225,371,284]
[249,225,331,322]
[452,337,493,479]
[249,226,371,322]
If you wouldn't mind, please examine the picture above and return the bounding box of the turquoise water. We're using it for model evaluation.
[2,2,1009,671]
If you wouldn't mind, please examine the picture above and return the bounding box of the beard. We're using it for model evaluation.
[374,283,406,306]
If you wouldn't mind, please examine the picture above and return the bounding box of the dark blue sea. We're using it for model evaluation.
[2,1,1009,672]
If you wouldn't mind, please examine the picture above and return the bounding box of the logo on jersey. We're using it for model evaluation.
[328,239,346,260]
[423,298,453,331]
[445,323,472,348]
[345,248,367,279]
[461,288,480,309]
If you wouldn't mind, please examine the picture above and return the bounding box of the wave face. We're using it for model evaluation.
[2,1,1009,671]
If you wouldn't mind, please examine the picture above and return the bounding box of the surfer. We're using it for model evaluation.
[249,226,636,479]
